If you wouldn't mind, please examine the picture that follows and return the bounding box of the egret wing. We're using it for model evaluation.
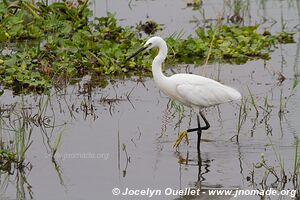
[176,82,240,108]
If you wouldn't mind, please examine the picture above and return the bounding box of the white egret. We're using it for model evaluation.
[127,36,241,151]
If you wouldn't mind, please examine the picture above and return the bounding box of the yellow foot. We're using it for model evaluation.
[173,130,189,148]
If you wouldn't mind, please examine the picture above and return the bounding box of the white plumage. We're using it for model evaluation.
[142,36,241,109]
[171,74,241,108]
[127,36,241,150]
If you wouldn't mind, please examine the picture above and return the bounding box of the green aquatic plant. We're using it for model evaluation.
[169,99,186,134]
[293,139,300,196]
[0,97,35,174]
[252,139,300,198]
[186,0,202,10]
[52,128,64,159]
[0,149,17,173]
[292,77,300,89]
[167,25,294,64]
[136,20,162,35]
[0,1,295,94]
[247,86,259,117]
[0,120,32,174]
[0,1,145,93]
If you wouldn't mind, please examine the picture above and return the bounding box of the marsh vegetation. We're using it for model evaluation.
[0,0,294,94]
[0,0,300,199]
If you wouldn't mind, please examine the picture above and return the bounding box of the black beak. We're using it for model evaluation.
[126,44,150,61]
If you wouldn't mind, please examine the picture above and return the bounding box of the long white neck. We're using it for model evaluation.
[152,40,168,85]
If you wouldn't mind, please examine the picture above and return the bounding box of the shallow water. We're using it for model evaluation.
[0,0,300,200]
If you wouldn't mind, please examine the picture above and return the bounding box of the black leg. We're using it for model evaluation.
[197,116,201,152]
[197,149,202,183]
[186,111,211,151]
[187,111,210,132]
[199,111,210,130]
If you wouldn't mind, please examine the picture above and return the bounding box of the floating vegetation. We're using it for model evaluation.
[186,0,202,10]
[0,1,145,93]
[0,1,295,94]
[166,25,295,64]
[136,20,162,35]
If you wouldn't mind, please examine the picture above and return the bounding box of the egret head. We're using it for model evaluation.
[126,36,165,61]
[144,36,164,50]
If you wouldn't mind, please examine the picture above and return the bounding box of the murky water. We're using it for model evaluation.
[0,0,300,200]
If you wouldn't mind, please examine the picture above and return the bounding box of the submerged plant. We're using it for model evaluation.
[293,138,300,196]
[250,139,300,199]
[136,20,162,35]
[186,0,202,10]
[0,120,33,174]
[0,149,17,173]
